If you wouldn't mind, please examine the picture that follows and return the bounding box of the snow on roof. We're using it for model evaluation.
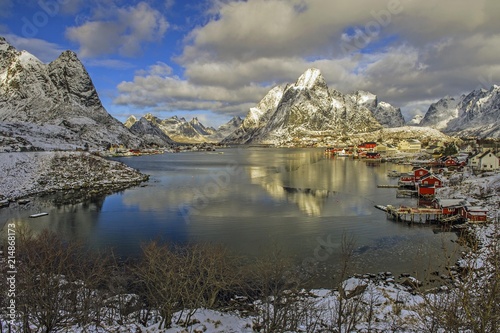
[435,198,469,207]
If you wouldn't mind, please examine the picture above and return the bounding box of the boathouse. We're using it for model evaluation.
[433,198,469,216]
[366,152,381,159]
[460,206,488,223]
[417,184,436,197]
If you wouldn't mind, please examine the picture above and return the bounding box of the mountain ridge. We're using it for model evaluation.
[223,68,404,145]
[0,36,142,150]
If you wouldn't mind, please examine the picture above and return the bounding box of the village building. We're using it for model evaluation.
[419,173,443,187]
[398,139,422,153]
[366,152,381,159]
[417,184,436,197]
[469,150,500,171]
[433,198,470,216]
[358,142,377,151]
[376,143,398,156]
[412,167,430,180]
[460,205,489,223]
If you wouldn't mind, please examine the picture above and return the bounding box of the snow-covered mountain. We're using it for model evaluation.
[351,91,405,127]
[223,68,405,145]
[129,117,176,147]
[216,116,243,138]
[0,36,141,149]
[124,114,241,143]
[420,86,500,138]
[419,97,459,130]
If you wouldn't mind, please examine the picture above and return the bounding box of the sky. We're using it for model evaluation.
[1,0,499,128]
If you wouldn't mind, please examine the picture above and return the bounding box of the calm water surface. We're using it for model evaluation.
[0,148,460,287]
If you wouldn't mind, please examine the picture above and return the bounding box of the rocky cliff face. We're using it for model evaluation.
[419,96,459,130]
[223,68,393,145]
[0,37,141,149]
[420,86,500,138]
[351,90,405,128]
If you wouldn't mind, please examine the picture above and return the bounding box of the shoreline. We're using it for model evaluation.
[0,151,149,203]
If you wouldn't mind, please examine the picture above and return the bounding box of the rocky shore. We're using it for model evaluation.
[0,151,148,203]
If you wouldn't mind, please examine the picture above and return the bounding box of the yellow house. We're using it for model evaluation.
[398,139,421,153]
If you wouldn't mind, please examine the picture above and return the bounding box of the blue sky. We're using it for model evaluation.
[1,0,499,127]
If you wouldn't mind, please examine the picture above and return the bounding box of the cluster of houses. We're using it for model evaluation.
[326,139,500,171]
[392,160,492,224]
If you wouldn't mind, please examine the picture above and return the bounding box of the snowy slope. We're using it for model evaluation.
[351,91,405,127]
[420,86,500,138]
[0,151,147,200]
[0,36,141,149]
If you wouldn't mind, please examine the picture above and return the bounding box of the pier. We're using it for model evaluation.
[385,205,446,224]
[396,189,418,198]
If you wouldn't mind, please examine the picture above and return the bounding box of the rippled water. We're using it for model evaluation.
[0,147,461,287]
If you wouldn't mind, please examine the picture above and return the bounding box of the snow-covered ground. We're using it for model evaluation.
[0,151,148,200]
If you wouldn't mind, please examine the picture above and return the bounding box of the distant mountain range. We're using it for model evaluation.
[0,35,497,152]
[124,113,243,144]
[419,86,500,138]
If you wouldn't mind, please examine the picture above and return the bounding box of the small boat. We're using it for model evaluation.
[29,212,48,218]
[374,205,387,212]
[0,199,9,208]
[387,170,400,177]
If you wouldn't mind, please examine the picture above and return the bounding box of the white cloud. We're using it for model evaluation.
[66,2,168,57]
[115,0,500,122]
[4,34,64,63]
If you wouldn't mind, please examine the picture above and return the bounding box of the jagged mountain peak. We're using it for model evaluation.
[124,115,137,128]
[224,70,385,145]
[295,68,325,90]
[0,37,142,149]
[420,86,500,137]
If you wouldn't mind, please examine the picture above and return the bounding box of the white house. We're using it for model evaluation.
[469,150,499,171]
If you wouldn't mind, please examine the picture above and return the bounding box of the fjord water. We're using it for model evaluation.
[1,148,459,286]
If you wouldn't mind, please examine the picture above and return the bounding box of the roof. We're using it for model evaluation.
[420,173,442,181]
[465,206,488,212]
[434,198,469,207]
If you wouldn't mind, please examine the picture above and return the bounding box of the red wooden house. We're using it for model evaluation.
[460,206,488,222]
[433,198,469,215]
[418,184,436,197]
[366,152,381,159]
[444,157,460,167]
[419,173,443,187]
[413,167,430,180]
[358,142,377,150]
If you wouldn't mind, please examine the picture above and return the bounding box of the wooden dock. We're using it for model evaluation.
[396,189,418,198]
[386,205,445,224]
[377,184,399,188]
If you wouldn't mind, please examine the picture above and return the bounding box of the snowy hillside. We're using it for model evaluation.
[223,68,406,145]
[0,151,147,200]
[0,37,141,150]
[351,91,405,127]
[420,86,500,138]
